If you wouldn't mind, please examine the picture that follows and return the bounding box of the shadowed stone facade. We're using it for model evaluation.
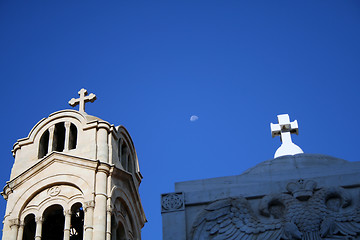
[162,154,360,240]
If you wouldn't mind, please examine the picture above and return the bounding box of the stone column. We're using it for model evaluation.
[97,127,109,163]
[92,164,109,240]
[16,221,24,240]
[63,210,72,240]
[64,122,71,151]
[35,217,43,240]
[106,205,113,240]
[84,200,95,240]
[8,218,19,240]
[108,132,113,165]
[106,174,113,240]
[48,125,55,153]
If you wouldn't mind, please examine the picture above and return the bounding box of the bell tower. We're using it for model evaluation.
[1,89,146,240]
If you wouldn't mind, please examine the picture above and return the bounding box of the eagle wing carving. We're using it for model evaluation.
[191,197,298,240]
[319,188,360,239]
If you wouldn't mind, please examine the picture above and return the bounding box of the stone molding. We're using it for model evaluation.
[1,186,13,200]
[3,153,97,197]
[107,204,114,214]
[84,200,95,211]
[8,218,19,228]
[35,216,43,223]
[161,192,185,213]
[96,161,111,175]
[64,209,72,216]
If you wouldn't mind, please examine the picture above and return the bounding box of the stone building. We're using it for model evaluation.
[1,89,146,240]
[162,114,360,240]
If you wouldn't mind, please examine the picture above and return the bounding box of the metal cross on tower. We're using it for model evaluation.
[69,88,97,113]
[270,114,303,158]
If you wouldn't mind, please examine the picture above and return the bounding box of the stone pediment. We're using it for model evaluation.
[2,152,98,200]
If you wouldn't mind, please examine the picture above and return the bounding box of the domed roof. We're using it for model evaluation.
[240,153,360,183]
[175,154,360,195]
[244,154,349,175]
[47,109,107,123]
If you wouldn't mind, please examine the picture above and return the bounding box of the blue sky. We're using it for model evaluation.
[1,1,360,239]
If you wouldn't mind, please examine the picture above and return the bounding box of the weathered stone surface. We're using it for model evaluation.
[162,154,360,240]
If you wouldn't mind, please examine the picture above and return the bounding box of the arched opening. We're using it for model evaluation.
[38,130,49,158]
[113,198,136,240]
[41,204,64,240]
[111,215,117,240]
[69,123,77,150]
[53,122,65,152]
[128,155,133,173]
[116,222,126,240]
[121,144,128,171]
[118,139,122,162]
[22,214,36,240]
[70,203,84,240]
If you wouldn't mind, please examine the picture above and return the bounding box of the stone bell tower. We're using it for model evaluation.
[1,89,146,240]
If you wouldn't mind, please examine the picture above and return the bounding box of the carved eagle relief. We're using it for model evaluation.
[191,180,360,240]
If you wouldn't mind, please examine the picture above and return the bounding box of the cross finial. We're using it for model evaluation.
[270,114,303,158]
[69,88,97,113]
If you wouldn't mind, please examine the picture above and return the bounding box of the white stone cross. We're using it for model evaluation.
[69,88,97,113]
[270,114,303,158]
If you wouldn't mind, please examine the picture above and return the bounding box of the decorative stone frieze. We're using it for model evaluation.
[191,180,360,240]
[161,192,185,213]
